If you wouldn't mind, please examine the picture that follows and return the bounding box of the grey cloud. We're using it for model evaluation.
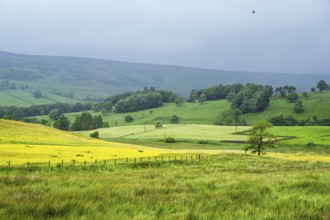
[0,0,329,73]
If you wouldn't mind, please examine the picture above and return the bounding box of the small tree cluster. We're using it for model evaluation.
[71,112,106,131]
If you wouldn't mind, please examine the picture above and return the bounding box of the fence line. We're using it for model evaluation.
[1,153,226,169]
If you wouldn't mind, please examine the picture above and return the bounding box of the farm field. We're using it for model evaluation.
[45,91,330,127]
[0,154,329,219]
[77,124,330,146]
[77,124,248,141]
[0,120,226,166]
[0,90,78,107]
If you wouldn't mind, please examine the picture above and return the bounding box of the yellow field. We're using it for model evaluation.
[0,120,229,166]
[0,120,168,165]
[264,152,330,162]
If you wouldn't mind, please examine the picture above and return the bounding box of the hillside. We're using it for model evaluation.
[48,90,330,127]
[1,51,330,107]
[0,119,169,165]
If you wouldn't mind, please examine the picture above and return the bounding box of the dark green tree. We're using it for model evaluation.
[174,96,184,107]
[170,114,179,123]
[215,108,242,125]
[245,120,276,156]
[71,112,94,131]
[125,115,134,123]
[89,131,99,138]
[49,109,63,121]
[317,80,328,91]
[199,93,207,104]
[54,115,70,131]
[32,89,42,98]
[154,121,163,128]
[293,100,304,113]
[93,115,104,129]
[287,93,299,103]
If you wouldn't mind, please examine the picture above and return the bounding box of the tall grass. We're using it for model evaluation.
[0,154,329,219]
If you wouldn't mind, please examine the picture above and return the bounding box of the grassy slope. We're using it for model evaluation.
[51,90,330,127]
[1,50,330,102]
[0,120,170,165]
[0,90,78,107]
[0,155,329,219]
[242,91,330,122]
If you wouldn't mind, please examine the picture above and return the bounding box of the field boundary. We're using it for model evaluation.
[0,153,243,169]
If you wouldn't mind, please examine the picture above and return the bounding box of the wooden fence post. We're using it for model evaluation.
[114,159,116,165]
[48,161,50,167]
[27,161,29,167]
[62,160,64,166]
[8,161,10,167]
[126,158,128,164]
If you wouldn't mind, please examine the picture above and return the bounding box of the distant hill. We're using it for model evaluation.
[34,90,330,127]
[1,51,329,106]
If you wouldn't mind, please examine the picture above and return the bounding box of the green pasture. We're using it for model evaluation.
[78,124,330,145]
[0,90,78,107]
[59,91,330,127]
[0,154,329,219]
[77,124,249,141]
[242,91,330,122]
[271,126,330,146]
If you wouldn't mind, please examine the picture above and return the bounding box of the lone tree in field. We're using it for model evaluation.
[245,120,276,156]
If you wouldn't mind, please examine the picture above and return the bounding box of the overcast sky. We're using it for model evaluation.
[0,0,330,73]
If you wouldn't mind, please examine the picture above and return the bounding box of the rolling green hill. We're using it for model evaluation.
[54,90,330,127]
[1,50,330,107]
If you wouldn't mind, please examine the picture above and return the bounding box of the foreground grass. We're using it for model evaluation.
[0,154,329,219]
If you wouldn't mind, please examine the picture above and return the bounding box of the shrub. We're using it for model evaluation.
[89,131,99,138]
[165,137,176,143]
[154,121,163,128]
[170,114,179,123]
[306,142,315,147]
[125,115,134,123]
[197,140,209,144]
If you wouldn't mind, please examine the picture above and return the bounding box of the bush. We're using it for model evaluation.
[124,115,134,123]
[165,137,176,143]
[306,142,315,147]
[170,114,179,123]
[89,131,99,138]
[154,121,163,128]
[197,140,209,144]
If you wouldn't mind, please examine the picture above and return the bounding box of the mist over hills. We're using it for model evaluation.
[0,51,329,100]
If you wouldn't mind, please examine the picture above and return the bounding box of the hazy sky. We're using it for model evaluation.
[1,0,330,73]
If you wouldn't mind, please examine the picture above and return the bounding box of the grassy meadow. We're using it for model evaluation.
[0,154,329,219]
[0,120,229,166]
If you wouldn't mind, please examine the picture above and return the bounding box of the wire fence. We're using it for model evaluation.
[1,153,235,169]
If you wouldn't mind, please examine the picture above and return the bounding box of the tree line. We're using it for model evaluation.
[190,83,273,114]
[0,102,92,120]
[102,87,178,113]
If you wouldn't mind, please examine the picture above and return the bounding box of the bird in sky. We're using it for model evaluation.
[252,10,256,14]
